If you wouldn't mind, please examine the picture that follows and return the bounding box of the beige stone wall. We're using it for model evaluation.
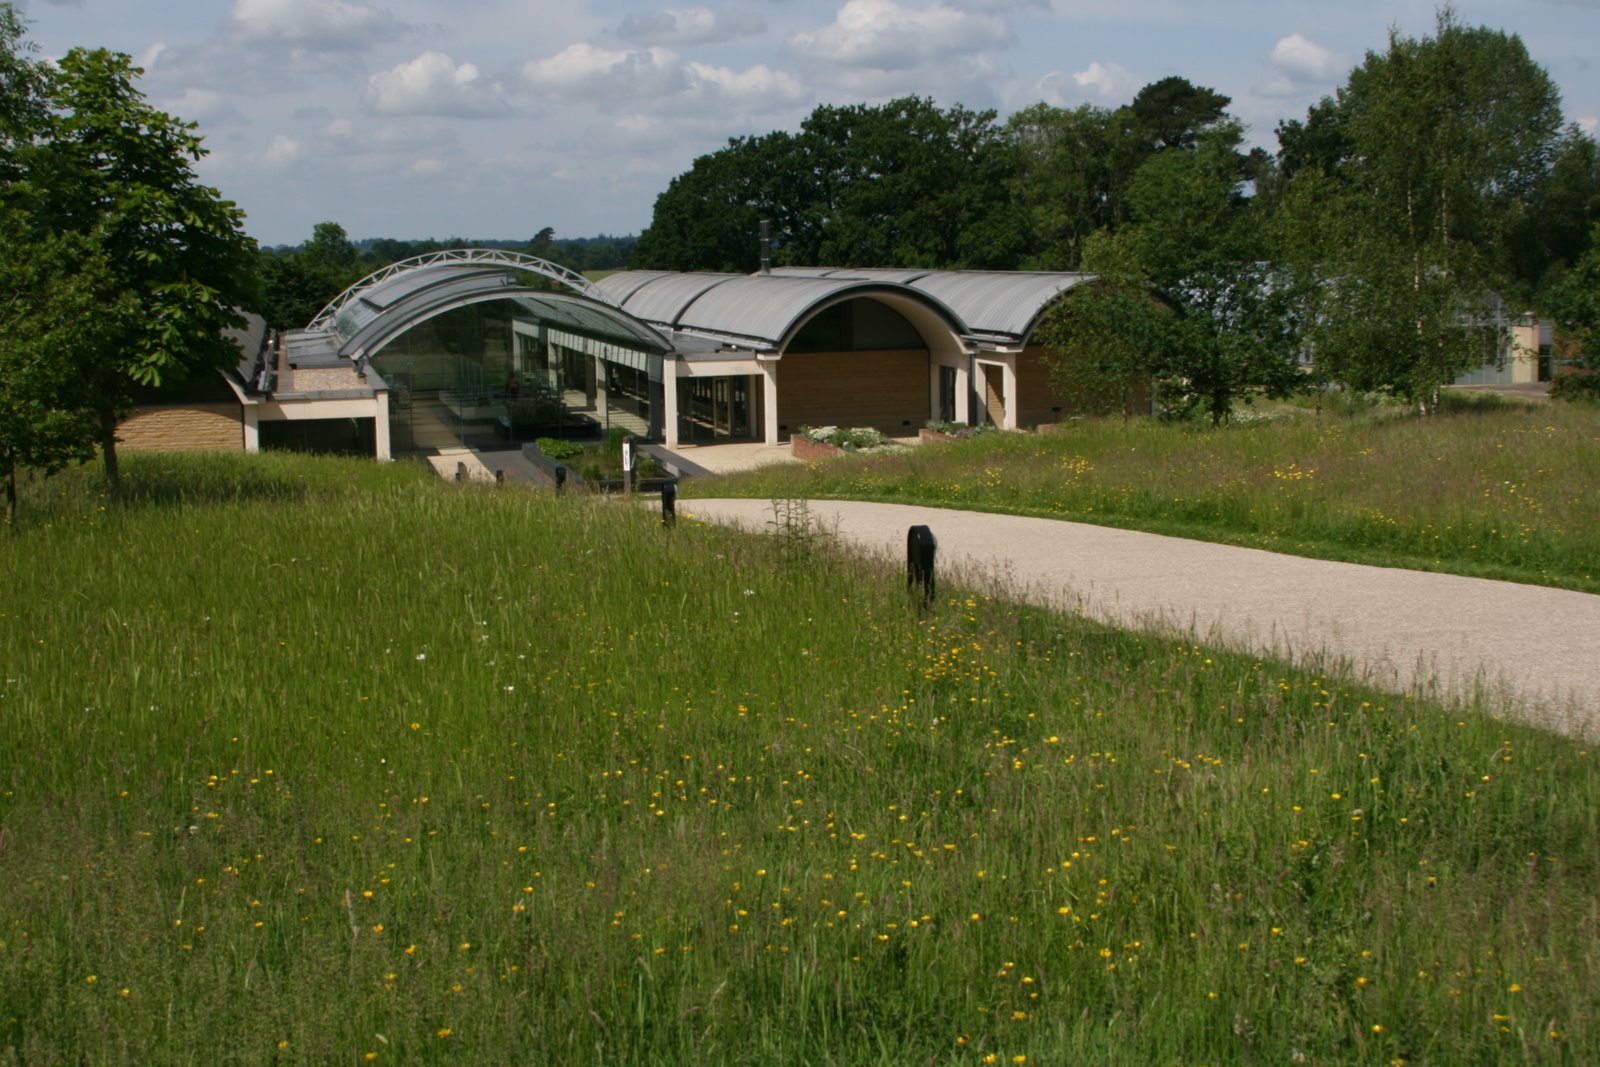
[118,404,244,453]
[776,349,930,436]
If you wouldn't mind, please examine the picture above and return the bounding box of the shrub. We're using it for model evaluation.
[535,437,584,460]
[801,425,886,450]
[925,419,994,438]
[1551,372,1600,403]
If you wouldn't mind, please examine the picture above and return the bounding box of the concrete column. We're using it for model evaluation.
[662,359,680,447]
[373,393,392,461]
[594,355,609,425]
[954,361,970,424]
[241,405,260,453]
[1001,356,1018,430]
[761,360,780,446]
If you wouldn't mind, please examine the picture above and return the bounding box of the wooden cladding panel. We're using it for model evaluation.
[777,350,929,435]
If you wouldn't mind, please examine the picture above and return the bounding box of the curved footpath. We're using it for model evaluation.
[681,498,1600,740]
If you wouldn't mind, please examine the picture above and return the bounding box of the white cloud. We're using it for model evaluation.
[366,52,508,117]
[521,41,805,119]
[408,158,448,176]
[523,43,687,100]
[616,8,767,47]
[136,42,167,71]
[1008,60,1137,109]
[1578,116,1599,136]
[682,61,807,109]
[1269,33,1341,83]
[1255,33,1346,101]
[787,0,1012,71]
[229,0,407,51]
[161,88,242,124]
[1073,61,1136,99]
[263,135,302,168]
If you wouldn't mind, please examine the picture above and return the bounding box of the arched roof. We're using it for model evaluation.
[764,267,1095,345]
[595,270,969,350]
[309,249,613,331]
[284,252,671,369]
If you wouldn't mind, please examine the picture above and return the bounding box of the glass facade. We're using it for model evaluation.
[677,375,757,443]
[371,299,658,455]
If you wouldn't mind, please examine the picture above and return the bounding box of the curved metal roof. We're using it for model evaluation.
[599,271,744,327]
[735,267,1094,343]
[908,271,1094,343]
[592,270,686,305]
[677,275,965,348]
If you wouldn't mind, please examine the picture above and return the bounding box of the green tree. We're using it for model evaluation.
[0,216,131,520]
[28,47,260,483]
[1076,123,1306,424]
[1004,102,1119,269]
[1548,222,1600,368]
[1003,80,1234,271]
[0,2,45,183]
[1281,7,1565,410]
[22,46,259,485]
[633,98,1018,271]
[631,132,790,272]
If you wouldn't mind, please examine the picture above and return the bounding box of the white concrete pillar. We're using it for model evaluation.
[242,405,260,453]
[662,359,680,448]
[1002,356,1018,430]
[955,361,970,424]
[373,393,391,461]
[761,360,780,446]
[594,355,609,423]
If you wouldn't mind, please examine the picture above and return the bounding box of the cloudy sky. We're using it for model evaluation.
[14,0,1600,247]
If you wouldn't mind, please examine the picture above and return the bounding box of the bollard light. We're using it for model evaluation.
[554,465,567,493]
[495,469,505,485]
[907,524,937,608]
[661,481,677,527]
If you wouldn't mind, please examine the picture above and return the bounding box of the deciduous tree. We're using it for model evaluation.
[24,47,259,484]
[1280,7,1565,410]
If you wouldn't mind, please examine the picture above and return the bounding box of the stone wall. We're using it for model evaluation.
[117,404,244,453]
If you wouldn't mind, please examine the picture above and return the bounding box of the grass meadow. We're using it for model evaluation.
[694,396,1600,593]
[1,450,1597,1065]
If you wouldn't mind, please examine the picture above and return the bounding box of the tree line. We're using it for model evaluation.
[632,8,1600,421]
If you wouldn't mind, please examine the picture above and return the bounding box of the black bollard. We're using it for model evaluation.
[455,461,466,482]
[495,469,505,485]
[554,465,567,494]
[906,525,937,608]
[661,481,677,527]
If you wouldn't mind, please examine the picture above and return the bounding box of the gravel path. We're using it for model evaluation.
[682,498,1600,739]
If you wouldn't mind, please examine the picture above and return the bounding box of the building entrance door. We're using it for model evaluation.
[679,376,757,443]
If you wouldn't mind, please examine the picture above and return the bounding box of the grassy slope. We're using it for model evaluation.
[689,398,1600,594]
[0,453,1596,1065]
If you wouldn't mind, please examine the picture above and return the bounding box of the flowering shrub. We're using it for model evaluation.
[800,425,886,450]
[924,420,995,438]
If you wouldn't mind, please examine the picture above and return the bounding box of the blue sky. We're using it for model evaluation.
[13,0,1600,246]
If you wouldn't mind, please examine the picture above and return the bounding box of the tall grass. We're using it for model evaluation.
[1,453,1596,1064]
[695,400,1600,592]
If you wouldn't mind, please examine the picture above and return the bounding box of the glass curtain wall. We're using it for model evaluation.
[374,300,655,455]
